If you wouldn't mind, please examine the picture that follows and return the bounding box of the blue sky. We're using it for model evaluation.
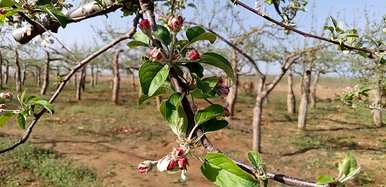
[55,0,386,47]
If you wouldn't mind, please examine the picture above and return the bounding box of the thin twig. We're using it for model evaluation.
[231,0,386,58]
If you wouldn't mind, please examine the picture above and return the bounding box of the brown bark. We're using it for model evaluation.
[372,70,384,127]
[226,50,239,117]
[310,70,320,108]
[21,65,26,86]
[76,70,83,100]
[90,64,96,87]
[15,49,22,93]
[0,50,3,89]
[298,65,312,129]
[112,50,122,104]
[80,66,87,91]
[4,59,9,85]
[95,65,99,86]
[287,67,296,114]
[252,76,265,152]
[36,67,41,87]
[40,52,50,95]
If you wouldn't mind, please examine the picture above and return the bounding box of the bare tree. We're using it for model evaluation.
[298,62,312,129]
[41,51,50,95]
[225,50,239,117]
[15,49,22,93]
[112,50,123,104]
[287,67,296,114]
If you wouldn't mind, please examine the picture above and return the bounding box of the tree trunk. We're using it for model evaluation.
[226,50,239,117]
[372,70,384,127]
[298,66,311,130]
[287,67,296,114]
[80,66,87,91]
[310,71,320,109]
[252,76,265,153]
[74,72,78,88]
[4,59,9,85]
[95,65,99,86]
[36,67,41,87]
[0,50,3,89]
[112,51,121,104]
[76,70,84,100]
[21,65,26,86]
[40,52,50,95]
[15,49,22,93]
[90,64,96,87]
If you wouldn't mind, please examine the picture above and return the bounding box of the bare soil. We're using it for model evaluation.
[1,78,385,186]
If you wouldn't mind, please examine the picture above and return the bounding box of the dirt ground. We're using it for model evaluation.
[0,78,385,187]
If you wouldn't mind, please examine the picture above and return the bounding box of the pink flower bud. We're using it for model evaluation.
[174,147,185,157]
[178,157,189,170]
[137,160,153,174]
[0,91,12,99]
[157,155,177,172]
[217,78,225,86]
[186,49,200,61]
[216,86,230,96]
[139,19,151,32]
[168,15,184,32]
[224,107,231,117]
[149,48,163,61]
[0,9,6,15]
[0,104,7,110]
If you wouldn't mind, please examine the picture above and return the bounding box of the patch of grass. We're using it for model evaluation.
[0,138,100,187]
[292,134,324,150]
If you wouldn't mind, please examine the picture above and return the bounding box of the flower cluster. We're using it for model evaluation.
[0,91,13,100]
[186,49,200,61]
[167,15,184,32]
[215,78,230,97]
[0,9,6,15]
[137,146,189,181]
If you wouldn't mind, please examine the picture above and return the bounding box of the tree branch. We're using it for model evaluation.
[231,0,385,58]
[0,31,134,154]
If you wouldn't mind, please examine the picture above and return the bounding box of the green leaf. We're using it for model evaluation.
[184,62,204,78]
[195,104,224,125]
[127,40,149,48]
[380,56,386,64]
[148,64,170,96]
[247,151,263,170]
[160,93,188,138]
[190,32,217,44]
[154,25,171,46]
[0,112,15,127]
[0,0,15,7]
[191,77,219,99]
[139,62,169,96]
[32,99,54,114]
[44,6,69,27]
[200,119,228,133]
[185,26,217,45]
[338,153,358,177]
[186,26,205,41]
[201,153,259,187]
[133,32,150,44]
[37,0,50,5]
[17,113,26,129]
[316,175,335,185]
[337,153,360,183]
[199,53,235,84]
[138,86,169,104]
